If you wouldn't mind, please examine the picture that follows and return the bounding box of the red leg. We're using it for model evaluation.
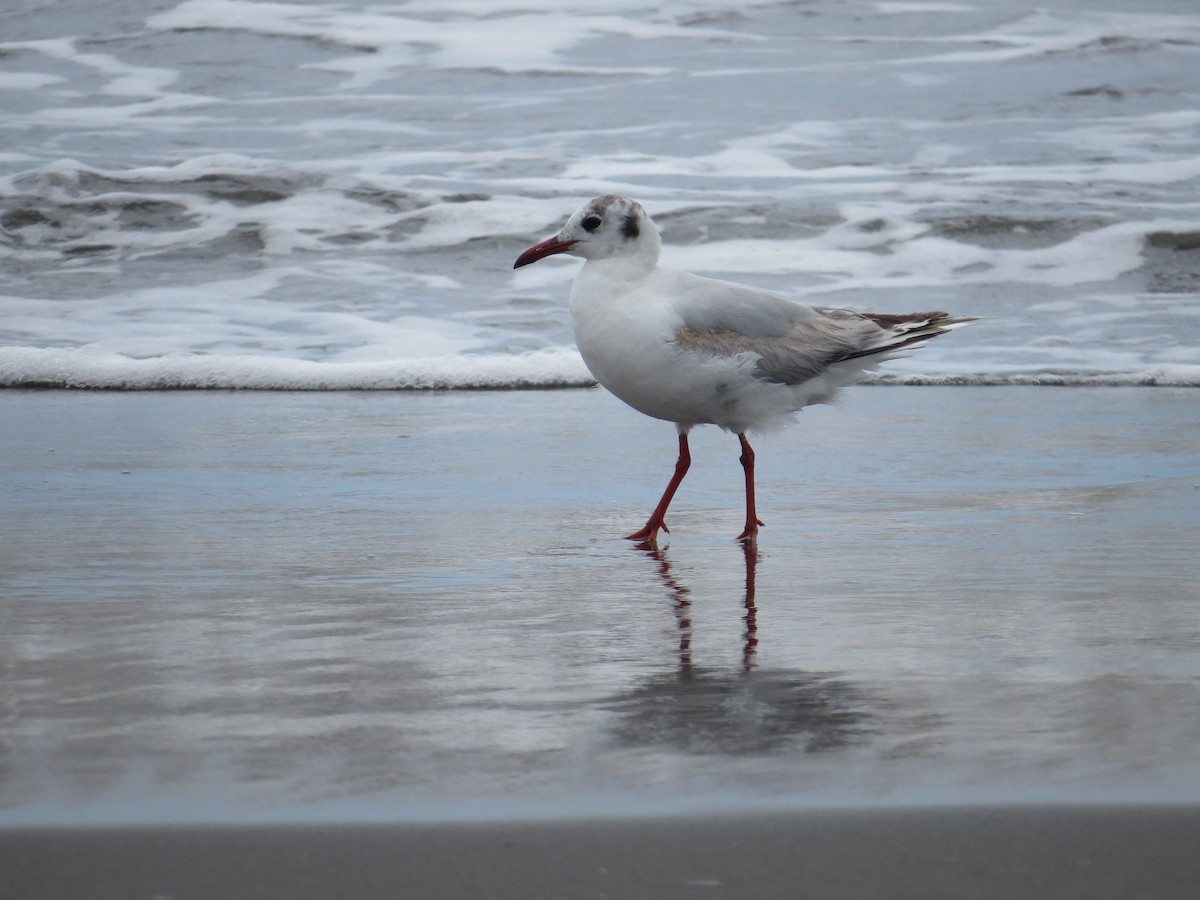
[736,432,765,543]
[626,433,691,546]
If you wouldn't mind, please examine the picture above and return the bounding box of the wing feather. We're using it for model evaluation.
[666,270,978,387]
[666,269,820,338]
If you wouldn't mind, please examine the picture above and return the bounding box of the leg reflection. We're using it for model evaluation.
[618,543,876,756]
[640,544,694,677]
[742,538,759,673]
[636,542,759,675]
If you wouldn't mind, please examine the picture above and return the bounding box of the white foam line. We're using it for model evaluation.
[2,347,1197,390]
[0,346,596,390]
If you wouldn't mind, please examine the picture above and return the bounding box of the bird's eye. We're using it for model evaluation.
[582,215,602,233]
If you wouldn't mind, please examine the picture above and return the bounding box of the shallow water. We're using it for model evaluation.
[2,0,1199,387]
[2,387,1197,823]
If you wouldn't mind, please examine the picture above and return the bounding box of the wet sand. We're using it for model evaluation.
[5,806,1200,899]
[2,386,1199,895]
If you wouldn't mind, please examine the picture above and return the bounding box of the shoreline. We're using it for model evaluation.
[2,373,1199,390]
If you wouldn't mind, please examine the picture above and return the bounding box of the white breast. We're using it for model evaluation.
[569,264,785,430]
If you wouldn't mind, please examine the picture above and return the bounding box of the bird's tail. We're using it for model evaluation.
[846,311,978,360]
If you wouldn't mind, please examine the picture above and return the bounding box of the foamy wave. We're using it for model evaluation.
[3,0,1198,396]
[854,8,1200,66]
[0,346,594,390]
[3,345,1196,390]
[147,0,753,82]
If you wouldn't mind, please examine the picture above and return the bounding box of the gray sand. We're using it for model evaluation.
[5,807,1200,899]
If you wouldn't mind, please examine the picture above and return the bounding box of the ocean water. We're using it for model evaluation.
[2,0,1198,388]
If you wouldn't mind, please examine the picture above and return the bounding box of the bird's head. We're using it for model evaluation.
[514,195,661,269]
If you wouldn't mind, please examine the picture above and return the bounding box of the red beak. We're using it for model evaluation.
[513,237,578,269]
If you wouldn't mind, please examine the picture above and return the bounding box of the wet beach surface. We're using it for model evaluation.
[3,386,1198,896]
[2,386,1197,822]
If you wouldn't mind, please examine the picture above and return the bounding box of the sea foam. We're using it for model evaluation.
[1,0,1197,390]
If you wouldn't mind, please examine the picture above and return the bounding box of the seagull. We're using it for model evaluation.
[514,195,975,545]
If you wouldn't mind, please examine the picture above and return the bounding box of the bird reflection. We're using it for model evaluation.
[741,539,760,670]
[643,540,760,675]
[609,542,873,756]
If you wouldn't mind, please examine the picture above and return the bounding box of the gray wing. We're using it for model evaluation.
[666,269,970,386]
[668,270,871,384]
[667,269,822,338]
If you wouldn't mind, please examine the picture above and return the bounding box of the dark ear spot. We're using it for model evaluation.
[622,214,639,239]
